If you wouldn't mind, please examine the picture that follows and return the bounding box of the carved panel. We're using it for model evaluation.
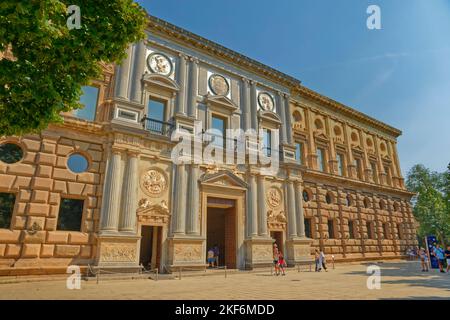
[140,169,167,197]
[174,244,202,262]
[100,243,137,263]
[252,244,273,260]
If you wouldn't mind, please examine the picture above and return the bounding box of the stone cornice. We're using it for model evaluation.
[147,15,302,89]
[295,86,402,138]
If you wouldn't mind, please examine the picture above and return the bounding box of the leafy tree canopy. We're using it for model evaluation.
[406,164,450,244]
[0,1,147,136]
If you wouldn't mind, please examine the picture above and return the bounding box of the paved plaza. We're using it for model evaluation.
[0,261,449,300]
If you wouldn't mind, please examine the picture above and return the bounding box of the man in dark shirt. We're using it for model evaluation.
[445,246,450,273]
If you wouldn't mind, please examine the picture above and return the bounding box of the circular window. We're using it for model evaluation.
[314,119,323,130]
[351,132,359,142]
[67,153,89,173]
[0,143,24,164]
[303,190,310,202]
[325,192,333,204]
[366,138,373,147]
[293,111,302,122]
[333,125,342,136]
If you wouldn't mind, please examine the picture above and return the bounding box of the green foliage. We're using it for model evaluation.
[0,0,147,136]
[406,164,450,244]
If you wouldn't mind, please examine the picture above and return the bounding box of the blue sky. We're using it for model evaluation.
[140,0,450,176]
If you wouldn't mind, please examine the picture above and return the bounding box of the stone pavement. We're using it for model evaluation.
[0,261,449,300]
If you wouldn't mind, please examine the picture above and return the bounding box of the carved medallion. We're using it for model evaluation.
[258,92,274,111]
[147,52,173,76]
[141,169,167,196]
[266,188,282,208]
[208,74,229,96]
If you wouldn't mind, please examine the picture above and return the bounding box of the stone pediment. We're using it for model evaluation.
[258,110,281,125]
[314,131,328,140]
[204,94,237,112]
[200,170,248,189]
[143,73,180,92]
[137,199,170,216]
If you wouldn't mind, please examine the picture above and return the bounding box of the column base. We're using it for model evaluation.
[167,236,206,271]
[244,237,274,269]
[285,237,313,266]
[95,234,141,272]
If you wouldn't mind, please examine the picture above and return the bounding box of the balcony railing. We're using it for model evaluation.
[141,116,174,137]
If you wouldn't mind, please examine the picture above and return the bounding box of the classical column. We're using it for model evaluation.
[305,108,317,169]
[359,131,371,182]
[119,151,139,232]
[257,174,268,236]
[283,94,293,145]
[250,81,258,130]
[247,173,258,237]
[115,45,133,100]
[100,149,123,231]
[326,116,337,174]
[241,78,251,131]
[130,41,146,103]
[186,165,200,234]
[294,181,306,238]
[276,92,287,144]
[343,122,356,178]
[172,164,187,234]
[187,58,198,117]
[176,54,188,115]
[286,180,297,238]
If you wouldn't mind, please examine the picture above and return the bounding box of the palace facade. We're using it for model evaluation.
[0,15,417,275]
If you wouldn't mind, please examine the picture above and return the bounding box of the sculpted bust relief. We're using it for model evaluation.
[147,52,173,76]
[208,74,229,96]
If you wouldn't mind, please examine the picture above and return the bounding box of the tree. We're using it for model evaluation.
[406,164,450,245]
[0,1,147,136]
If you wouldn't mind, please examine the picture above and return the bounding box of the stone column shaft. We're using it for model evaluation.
[173,164,187,234]
[119,153,138,232]
[295,182,305,237]
[250,82,258,130]
[283,94,293,145]
[176,54,188,115]
[188,58,198,117]
[287,181,297,238]
[257,174,268,236]
[115,45,133,99]
[130,41,146,103]
[186,165,200,234]
[241,79,251,131]
[248,174,258,237]
[276,93,287,144]
[100,150,122,231]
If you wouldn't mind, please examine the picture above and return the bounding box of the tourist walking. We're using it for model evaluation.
[315,249,321,272]
[277,251,286,276]
[213,244,220,267]
[320,250,328,272]
[432,244,446,273]
[418,247,429,272]
[273,243,280,275]
[207,247,215,268]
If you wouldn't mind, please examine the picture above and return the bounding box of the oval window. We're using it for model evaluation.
[326,192,333,204]
[303,190,310,202]
[67,153,89,173]
[0,143,24,164]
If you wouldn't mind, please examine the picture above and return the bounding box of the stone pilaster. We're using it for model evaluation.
[119,151,139,232]
[100,149,123,232]
[276,92,287,144]
[176,54,188,115]
[172,164,187,234]
[186,165,200,234]
[130,41,146,103]
[250,81,258,130]
[294,181,305,238]
[115,45,133,100]
[286,180,297,238]
[187,57,198,117]
[283,94,293,145]
[247,173,258,237]
[257,174,268,237]
[241,78,251,131]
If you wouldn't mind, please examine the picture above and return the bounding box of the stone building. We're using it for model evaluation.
[0,16,417,275]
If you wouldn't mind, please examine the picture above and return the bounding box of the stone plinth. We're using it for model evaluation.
[285,237,313,266]
[244,238,274,269]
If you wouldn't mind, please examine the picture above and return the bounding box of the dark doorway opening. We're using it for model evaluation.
[270,231,283,252]
[206,198,236,269]
[139,225,162,270]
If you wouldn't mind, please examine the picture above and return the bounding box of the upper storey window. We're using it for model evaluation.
[295,142,303,165]
[354,158,363,180]
[211,115,226,149]
[317,148,326,172]
[74,86,99,121]
[337,153,345,176]
[147,98,167,135]
[262,128,272,157]
[384,165,392,185]
[371,162,378,183]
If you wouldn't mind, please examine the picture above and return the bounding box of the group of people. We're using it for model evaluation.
[272,243,287,276]
[207,244,220,268]
[314,249,328,272]
[417,244,450,273]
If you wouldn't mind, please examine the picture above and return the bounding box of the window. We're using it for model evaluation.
[295,142,303,164]
[262,128,272,157]
[397,223,403,240]
[211,115,226,149]
[366,221,374,239]
[304,218,312,238]
[371,162,378,183]
[346,194,352,207]
[354,158,362,179]
[74,86,99,121]
[0,193,16,229]
[303,190,310,202]
[348,220,355,239]
[379,200,386,210]
[383,223,389,239]
[147,98,167,134]
[363,197,370,209]
[317,148,326,172]
[67,153,89,173]
[337,153,344,176]
[0,143,23,164]
[384,165,391,185]
[327,219,335,239]
[57,198,84,231]
[325,192,333,204]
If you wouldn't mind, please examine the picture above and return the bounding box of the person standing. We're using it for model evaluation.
[418,247,429,272]
[213,244,220,268]
[278,251,286,276]
[320,250,328,272]
[445,246,450,273]
[314,249,321,272]
[432,244,446,273]
[207,247,215,268]
[273,243,280,276]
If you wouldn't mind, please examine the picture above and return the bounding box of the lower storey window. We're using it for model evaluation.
[57,198,84,231]
[327,219,335,239]
[304,218,312,238]
[0,193,16,229]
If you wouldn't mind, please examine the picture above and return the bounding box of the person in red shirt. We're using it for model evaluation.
[277,251,286,276]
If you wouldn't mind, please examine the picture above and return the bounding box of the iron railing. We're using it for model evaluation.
[141,116,174,137]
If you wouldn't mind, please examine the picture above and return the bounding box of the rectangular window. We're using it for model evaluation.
[295,142,303,164]
[147,98,167,134]
[384,165,391,185]
[211,115,226,149]
[366,221,374,239]
[354,158,362,179]
[0,193,16,229]
[348,220,355,239]
[304,218,312,238]
[383,223,389,239]
[262,128,272,157]
[57,198,84,231]
[397,224,402,240]
[74,86,99,121]
[317,148,326,172]
[337,153,344,176]
[371,162,378,183]
[327,219,335,239]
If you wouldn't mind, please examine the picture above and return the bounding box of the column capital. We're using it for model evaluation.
[178,52,189,60]
[111,147,124,155]
[241,77,250,84]
[188,56,199,63]
[126,149,140,158]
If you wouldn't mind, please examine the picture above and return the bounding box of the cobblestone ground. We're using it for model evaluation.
[0,261,449,300]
